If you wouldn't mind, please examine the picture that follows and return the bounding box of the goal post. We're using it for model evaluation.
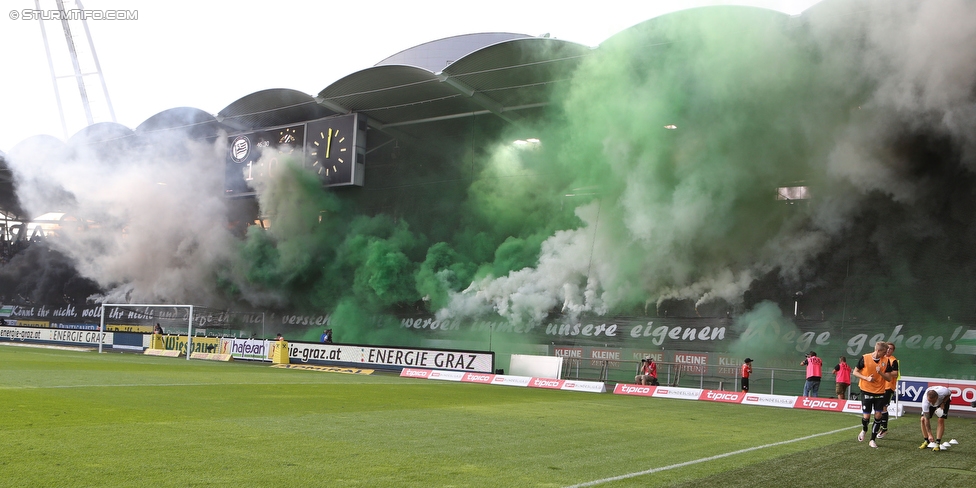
[99,304,194,359]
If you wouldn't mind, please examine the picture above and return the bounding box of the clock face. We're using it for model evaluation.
[306,114,360,187]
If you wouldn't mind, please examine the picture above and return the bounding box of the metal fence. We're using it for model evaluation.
[563,359,824,397]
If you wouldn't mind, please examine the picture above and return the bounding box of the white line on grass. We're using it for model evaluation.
[565,425,860,488]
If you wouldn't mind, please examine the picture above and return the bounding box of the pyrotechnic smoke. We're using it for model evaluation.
[440,1,976,325]
[6,128,238,306]
[726,300,803,361]
[443,7,835,322]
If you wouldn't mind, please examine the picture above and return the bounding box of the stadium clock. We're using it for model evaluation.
[305,113,366,187]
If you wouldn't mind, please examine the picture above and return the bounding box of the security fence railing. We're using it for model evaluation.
[563,359,828,397]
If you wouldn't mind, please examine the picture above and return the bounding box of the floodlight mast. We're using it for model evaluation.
[98,304,195,358]
[35,0,117,139]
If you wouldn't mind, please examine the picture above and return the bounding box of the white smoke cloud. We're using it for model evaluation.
[6,132,238,305]
[439,201,611,323]
[817,0,976,181]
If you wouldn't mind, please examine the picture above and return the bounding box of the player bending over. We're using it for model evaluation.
[920,386,952,451]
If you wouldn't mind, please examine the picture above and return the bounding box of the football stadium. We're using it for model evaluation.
[2,0,976,485]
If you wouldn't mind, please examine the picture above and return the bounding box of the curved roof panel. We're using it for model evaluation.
[319,65,478,126]
[67,122,137,162]
[375,33,532,72]
[440,37,591,108]
[8,134,68,161]
[68,122,134,146]
[317,36,591,141]
[136,107,223,140]
[217,88,331,131]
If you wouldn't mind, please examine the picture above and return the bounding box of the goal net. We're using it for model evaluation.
[98,304,270,358]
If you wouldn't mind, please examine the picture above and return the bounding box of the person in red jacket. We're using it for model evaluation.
[833,356,852,400]
[741,358,753,392]
[635,358,658,386]
[801,351,823,397]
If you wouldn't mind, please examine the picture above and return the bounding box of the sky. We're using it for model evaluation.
[0,0,822,152]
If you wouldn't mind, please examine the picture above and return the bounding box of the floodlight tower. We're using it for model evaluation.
[35,0,116,139]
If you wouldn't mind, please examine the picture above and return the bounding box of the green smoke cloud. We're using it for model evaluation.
[727,300,803,361]
[442,7,856,323]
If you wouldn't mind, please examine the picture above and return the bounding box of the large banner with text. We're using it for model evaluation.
[0,325,112,346]
[286,342,494,373]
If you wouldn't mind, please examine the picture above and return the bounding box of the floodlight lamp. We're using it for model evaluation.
[513,138,541,146]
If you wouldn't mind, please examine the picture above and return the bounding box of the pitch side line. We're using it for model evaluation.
[565,425,860,488]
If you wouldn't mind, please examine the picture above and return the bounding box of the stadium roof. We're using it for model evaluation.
[2,33,589,154]
[213,34,591,150]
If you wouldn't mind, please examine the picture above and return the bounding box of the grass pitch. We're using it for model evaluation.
[0,345,973,487]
